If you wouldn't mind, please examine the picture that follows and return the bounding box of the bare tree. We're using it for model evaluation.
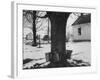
[32,11,37,46]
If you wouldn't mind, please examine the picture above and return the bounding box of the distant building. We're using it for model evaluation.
[26,32,33,40]
[71,14,91,42]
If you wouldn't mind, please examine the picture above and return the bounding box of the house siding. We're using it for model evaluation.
[72,23,91,41]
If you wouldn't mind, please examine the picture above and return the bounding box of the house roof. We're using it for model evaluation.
[72,14,91,26]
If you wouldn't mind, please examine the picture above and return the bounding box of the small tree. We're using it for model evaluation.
[23,10,37,46]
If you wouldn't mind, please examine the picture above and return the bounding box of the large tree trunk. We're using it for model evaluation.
[48,12,70,66]
[32,11,37,46]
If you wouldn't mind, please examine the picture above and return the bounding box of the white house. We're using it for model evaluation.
[71,14,91,42]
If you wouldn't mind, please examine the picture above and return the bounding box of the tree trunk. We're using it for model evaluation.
[48,18,50,43]
[32,11,37,46]
[48,12,70,66]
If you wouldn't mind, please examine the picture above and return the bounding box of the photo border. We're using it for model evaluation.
[11,1,97,78]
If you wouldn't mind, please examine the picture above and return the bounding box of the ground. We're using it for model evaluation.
[23,40,91,69]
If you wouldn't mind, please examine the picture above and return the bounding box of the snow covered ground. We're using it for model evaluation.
[23,41,91,66]
[23,42,51,60]
[66,42,91,63]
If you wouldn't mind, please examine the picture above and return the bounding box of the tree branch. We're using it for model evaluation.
[37,14,48,18]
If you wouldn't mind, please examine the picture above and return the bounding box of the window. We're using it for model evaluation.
[78,27,81,35]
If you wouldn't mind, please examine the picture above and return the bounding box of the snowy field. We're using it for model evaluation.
[23,41,91,68]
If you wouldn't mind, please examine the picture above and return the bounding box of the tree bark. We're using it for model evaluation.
[48,12,70,66]
[32,11,37,46]
[48,18,50,43]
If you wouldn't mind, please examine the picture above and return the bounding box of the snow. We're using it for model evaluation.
[23,43,51,60]
[23,41,91,64]
[66,42,91,63]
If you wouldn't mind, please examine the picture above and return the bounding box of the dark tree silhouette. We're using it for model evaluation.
[32,11,37,46]
[48,12,70,66]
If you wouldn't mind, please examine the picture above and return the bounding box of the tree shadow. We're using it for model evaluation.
[23,58,90,69]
